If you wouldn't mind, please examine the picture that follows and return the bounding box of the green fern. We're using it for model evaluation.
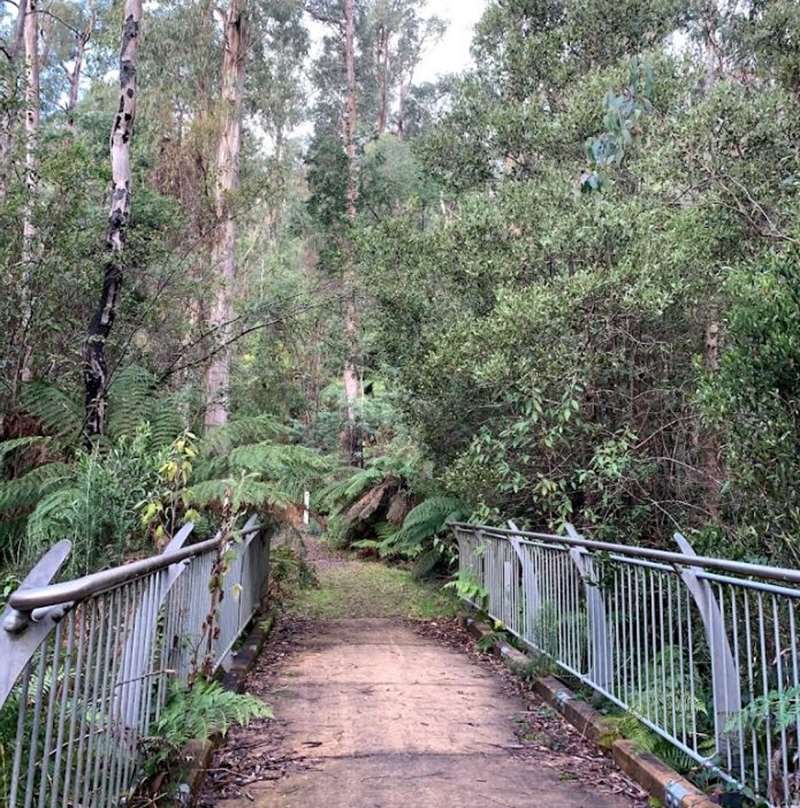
[731,684,800,736]
[183,475,292,511]
[106,365,158,440]
[0,436,49,467]
[0,462,73,512]
[389,496,466,555]
[19,382,83,440]
[228,442,332,501]
[145,678,271,772]
[201,414,284,456]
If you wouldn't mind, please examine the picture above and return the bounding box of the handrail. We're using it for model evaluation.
[453,520,800,806]
[1,514,271,808]
[7,518,261,613]
[450,521,800,586]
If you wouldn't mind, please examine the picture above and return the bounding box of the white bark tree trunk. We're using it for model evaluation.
[83,0,143,438]
[18,0,40,387]
[203,0,247,429]
[0,1,26,202]
[341,0,362,464]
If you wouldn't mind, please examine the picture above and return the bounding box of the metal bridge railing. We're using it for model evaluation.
[0,514,271,808]
[453,521,800,807]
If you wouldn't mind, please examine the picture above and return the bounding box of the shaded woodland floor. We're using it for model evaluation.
[200,539,648,807]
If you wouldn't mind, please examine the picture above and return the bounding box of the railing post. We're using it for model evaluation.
[507,520,540,641]
[1,540,72,708]
[673,532,741,762]
[565,523,613,691]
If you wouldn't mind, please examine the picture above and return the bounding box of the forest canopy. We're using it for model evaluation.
[1,0,800,580]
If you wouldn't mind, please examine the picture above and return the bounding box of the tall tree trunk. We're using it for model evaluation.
[341,0,361,464]
[203,0,247,429]
[376,25,389,135]
[17,0,40,389]
[0,0,26,202]
[64,11,93,130]
[396,76,408,139]
[82,0,143,438]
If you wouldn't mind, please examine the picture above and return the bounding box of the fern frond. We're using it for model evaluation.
[315,465,385,514]
[201,415,285,456]
[0,463,73,512]
[106,365,158,440]
[148,679,271,770]
[20,382,82,440]
[146,395,185,450]
[0,436,49,467]
[183,477,292,511]
[26,487,81,541]
[229,442,332,501]
[390,496,465,553]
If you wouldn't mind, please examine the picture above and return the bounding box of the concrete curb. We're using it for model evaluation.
[179,612,275,805]
[461,615,717,808]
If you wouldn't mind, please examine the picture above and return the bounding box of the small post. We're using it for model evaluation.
[565,523,613,691]
[303,491,310,526]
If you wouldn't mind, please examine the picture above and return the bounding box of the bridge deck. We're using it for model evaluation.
[203,545,644,808]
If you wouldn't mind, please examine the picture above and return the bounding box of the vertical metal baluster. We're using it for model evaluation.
[643,569,652,721]
[771,595,789,805]
[96,587,123,808]
[744,591,758,793]
[111,582,135,804]
[142,572,164,736]
[23,646,48,808]
[717,583,732,771]
[658,574,667,731]
[99,587,125,808]
[686,587,698,754]
[620,566,628,706]
[82,593,109,808]
[667,574,677,740]
[628,566,636,705]
[8,663,32,808]
[88,588,117,807]
[50,611,74,808]
[62,605,86,808]
[676,573,687,747]
[757,593,772,790]
[72,598,97,807]
[557,550,564,666]
[37,621,63,808]
[730,588,745,785]
[790,601,800,804]
[121,577,147,793]
[634,567,642,706]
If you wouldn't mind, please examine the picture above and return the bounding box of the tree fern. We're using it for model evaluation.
[389,496,466,555]
[0,436,49,467]
[106,365,158,440]
[0,463,73,512]
[25,486,82,543]
[19,382,82,441]
[183,475,293,512]
[201,414,284,456]
[229,442,332,501]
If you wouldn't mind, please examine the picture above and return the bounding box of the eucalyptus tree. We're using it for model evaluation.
[83,0,143,437]
[204,0,247,429]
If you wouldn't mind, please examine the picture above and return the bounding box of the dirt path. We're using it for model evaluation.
[202,541,646,808]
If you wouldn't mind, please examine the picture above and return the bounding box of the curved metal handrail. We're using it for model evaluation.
[451,521,800,586]
[7,516,261,613]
